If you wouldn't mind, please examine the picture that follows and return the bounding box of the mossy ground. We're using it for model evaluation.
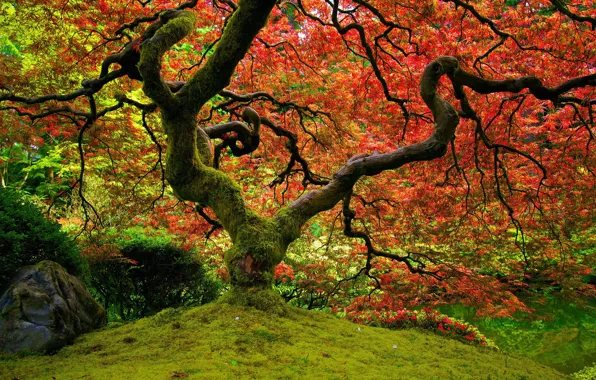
[0,303,563,379]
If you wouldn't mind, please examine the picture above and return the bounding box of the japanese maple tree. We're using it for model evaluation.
[1,0,594,312]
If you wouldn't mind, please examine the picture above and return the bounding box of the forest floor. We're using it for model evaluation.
[0,303,564,379]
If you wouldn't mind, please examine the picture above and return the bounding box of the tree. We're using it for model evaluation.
[1,0,594,312]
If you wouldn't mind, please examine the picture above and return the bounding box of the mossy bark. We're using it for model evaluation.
[137,1,292,309]
[136,2,463,312]
[158,106,295,309]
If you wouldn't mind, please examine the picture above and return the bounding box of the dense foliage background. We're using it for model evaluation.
[0,0,594,374]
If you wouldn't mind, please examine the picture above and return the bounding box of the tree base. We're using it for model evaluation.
[218,287,288,316]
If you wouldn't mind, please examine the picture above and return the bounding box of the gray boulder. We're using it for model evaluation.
[0,260,106,353]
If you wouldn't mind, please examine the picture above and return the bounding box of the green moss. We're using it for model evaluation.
[158,110,289,290]
[275,207,303,245]
[222,212,287,288]
[156,12,196,46]
[0,303,564,379]
[218,288,288,316]
[138,11,195,68]
[181,0,276,111]
[235,212,284,260]
[199,167,247,238]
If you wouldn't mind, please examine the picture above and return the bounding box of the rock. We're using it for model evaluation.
[0,260,106,353]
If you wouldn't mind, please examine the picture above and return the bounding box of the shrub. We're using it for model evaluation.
[572,363,596,380]
[0,188,85,292]
[88,239,219,320]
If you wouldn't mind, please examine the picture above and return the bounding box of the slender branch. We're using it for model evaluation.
[342,191,442,279]
[452,70,596,101]
[179,0,277,112]
[282,55,595,241]
[195,205,223,239]
[549,0,596,30]
[76,96,103,229]
[140,111,166,209]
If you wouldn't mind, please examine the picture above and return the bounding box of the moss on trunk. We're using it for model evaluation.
[135,1,300,308]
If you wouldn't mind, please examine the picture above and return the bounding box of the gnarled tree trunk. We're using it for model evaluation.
[135,0,465,312]
[139,0,581,313]
[137,0,297,312]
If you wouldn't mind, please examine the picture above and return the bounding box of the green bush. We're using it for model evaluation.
[88,239,219,320]
[0,188,85,292]
[572,363,596,380]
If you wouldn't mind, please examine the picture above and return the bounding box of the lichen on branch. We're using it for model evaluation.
[138,10,196,110]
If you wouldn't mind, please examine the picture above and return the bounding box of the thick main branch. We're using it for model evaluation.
[282,55,595,244]
[179,0,277,112]
[137,0,275,237]
[282,57,461,235]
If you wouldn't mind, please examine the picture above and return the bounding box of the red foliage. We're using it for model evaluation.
[1,0,594,314]
[346,305,495,347]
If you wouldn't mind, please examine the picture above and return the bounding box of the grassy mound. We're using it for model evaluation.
[0,303,563,379]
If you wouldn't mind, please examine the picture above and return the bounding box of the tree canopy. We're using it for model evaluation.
[1,0,594,314]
